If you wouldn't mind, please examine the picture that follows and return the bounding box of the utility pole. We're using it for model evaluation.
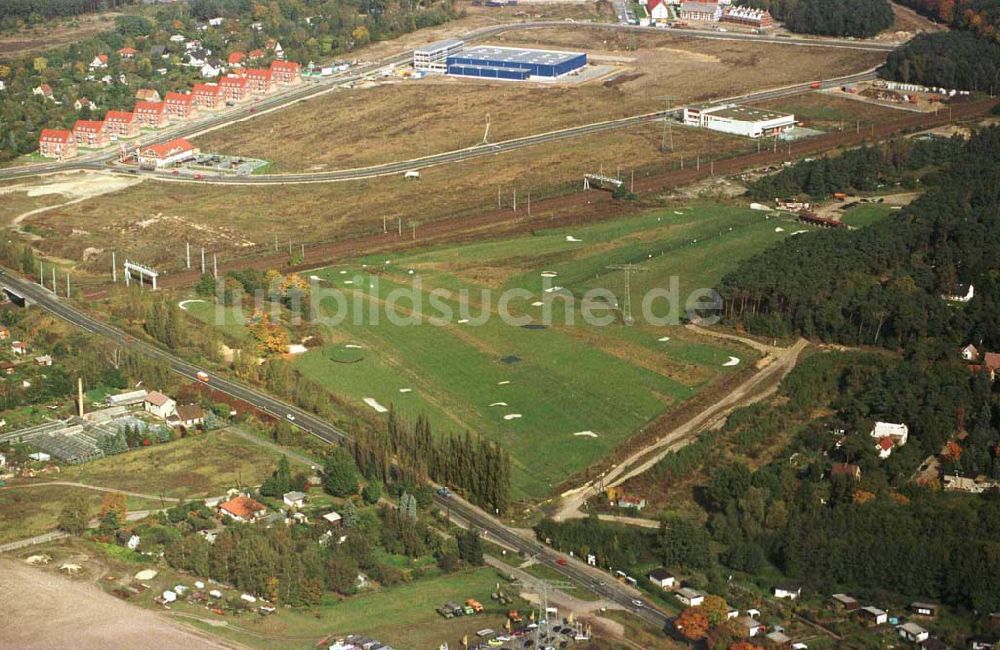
[383,216,387,233]
[39,261,43,287]
[52,267,56,292]
[481,112,491,145]
[301,243,305,260]
[630,168,634,193]
[186,242,191,269]
[201,247,206,274]
[213,254,217,279]
[512,189,517,212]
[527,191,531,217]
[497,186,501,210]
[274,234,278,251]
[605,263,649,325]
[65,272,70,299]
[659,95,676,152]
[398,217,402,237]
[112,251,117,283]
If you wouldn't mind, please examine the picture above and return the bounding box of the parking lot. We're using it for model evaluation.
[186,153,269,176]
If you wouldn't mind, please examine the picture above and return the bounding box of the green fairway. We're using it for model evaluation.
[189,202,785,500]
[839,203,895,228]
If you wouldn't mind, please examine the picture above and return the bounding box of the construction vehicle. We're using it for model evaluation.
[466,599,484,613]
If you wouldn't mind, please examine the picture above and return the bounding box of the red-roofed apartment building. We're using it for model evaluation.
[217,494,267,523]
[38,129,76,159]
[163,91,199,120]
[227,51,245,67]
[134,100,169,129]
[218,74,247,103]
[103,110,140,140]
[192,83,224,110]
[245,68,274,95]
[269,60,301,85]
[72,119,110,148]
[138,137,199,168]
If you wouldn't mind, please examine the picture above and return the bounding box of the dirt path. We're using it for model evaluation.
[0,480,182,503]
[553,337,809,521]
[0,559,241,649]
[596,514,660,529]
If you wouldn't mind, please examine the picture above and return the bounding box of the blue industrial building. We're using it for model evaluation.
[446,46,586,80]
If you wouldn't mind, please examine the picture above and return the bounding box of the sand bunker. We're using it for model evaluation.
[489,402,508,407]
[775,227,785,232]
[658,336,671,342]
[540,271,558,278]
[503,414,522,421]
[287,344,307,354]
[363,398,388,413]
[573,431,599,438]
[565,236,582,243]
[345,344,363,349]
[399,388,412,393]
[134,569,158,581]
[497,380,511,385]
[177,299,206,311]
[531,301,544,307]
[723,356,741,367]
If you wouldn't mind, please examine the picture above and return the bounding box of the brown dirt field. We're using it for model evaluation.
[883,1,947,37]
[32,123,749,278]
[0,559,237,649]
[759,92,906,130]
[195,29,884,171]
[0,13,120,57]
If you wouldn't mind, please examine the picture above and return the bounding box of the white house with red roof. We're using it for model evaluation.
[269,60,301,85]
[89,54,109,70]
[163,91,199,120]
[192,83,224,110]
[871,421,908,459]
[104,110,140,139]
[144,390,177,419]
[245,68,274,95]
[38,129,76,159]
[647,0,673,21]
[33,84,54,100]
[119,46,137,59]
[134,100,169,129]
[138,137,199,168]
[227,51,246,68]
[217,495,267,523]
[72,120,110,148]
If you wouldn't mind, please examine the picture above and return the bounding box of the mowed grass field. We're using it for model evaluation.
[195,28,885,171]
[187,202,797,499]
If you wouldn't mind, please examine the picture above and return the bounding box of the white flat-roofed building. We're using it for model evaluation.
[413,39,465,72]
[683,104,795,138]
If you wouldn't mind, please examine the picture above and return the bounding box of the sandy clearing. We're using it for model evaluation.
[0,560,233,649]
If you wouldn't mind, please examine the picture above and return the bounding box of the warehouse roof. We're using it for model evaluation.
[414,39,465,55]
[703,104,793,122]
[451,45,584,67]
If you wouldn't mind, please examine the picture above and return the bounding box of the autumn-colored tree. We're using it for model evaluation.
[250,312,289,355]
[730,641,765,650]
[853,489,875,505]
[99,492,127,522]
[675,606,710,641]
[702,594,730,626]
[943,439,963,462]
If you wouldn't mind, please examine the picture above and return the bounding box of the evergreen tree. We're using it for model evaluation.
[323,447,359,497]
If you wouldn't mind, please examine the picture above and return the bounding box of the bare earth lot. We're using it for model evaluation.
[0,559,234,649]
[0,13,120,57]
[196,29,884,171]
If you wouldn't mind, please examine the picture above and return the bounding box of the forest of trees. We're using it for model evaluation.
[893,0,1000,41]
[0,0,137,25]
[881,31,1000,90]
[739,0,893,37]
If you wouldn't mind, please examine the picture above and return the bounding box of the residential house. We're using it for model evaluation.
[150,45,167,59]
[74,97,97,111]
[138,137,198,168]
[984,352,1000,376]
[169,34,186,44]
[103,111,141,140]
[248,48,265,60]
[72,120,110,148]
[322,511,343,526]
[192,83,224,110]
[33,84,54,100]
[163,92,199,120]
[871,421,908,458]
[899,622,930,643]
[135,88,161,102]
[0,361,16,376]
[830,463,862,481]
[283,491,307,508]
[34,355,52,366]
[969,636,998,650]
[175,404,204,427]
[942,283,974,302]
[89,54,109,70]
[119,47,137,59]
[0,327,9,340]
[774,583,801,600]
[676,587,704,607]
[186,48,209,67]
[217,495,267,523]
[678,1,722,21]
[859,606,888,626]
[227,51,246,68]
[911,602,940,618]
[38,130,76,159]
[200,61,223,78]
[961,344,979,361]
[245,68,274,95]
[270,60,301,85]
[144,391,177,419]
[737,616,763,638]
[943,475,998,493]
[721,6,773,28]
[831,593,859,611]
[647,0,673,21]
[617,495,646,510]
[134,100,169,128]
[648,568,675,589]
[876,435,896,459]
[219,74,248,103]
[766,631,792,648]
[208,16,224,26]
[10,341,27,355]
[272,41,284,59]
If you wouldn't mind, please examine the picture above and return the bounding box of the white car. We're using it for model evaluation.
[286,413,296,421]
[632,599,644,607]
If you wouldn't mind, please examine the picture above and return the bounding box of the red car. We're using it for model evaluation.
[555,558,567,566]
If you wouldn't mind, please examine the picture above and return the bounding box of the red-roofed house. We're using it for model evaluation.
[38,129,76,159]
[227,51,246,67]
[218,494,267,522]
[89,54,109,70]
[138,137,199,168]
[192,83,224,110]
[269,60,301,85]
[248,48,265,60]
[830,463,862,481]
[33,84,54,100]
[245,68,274,95]
[104,110,140,140]
[218,74,247,103]
[984,352,1000,375]
[876,435,895,459]
[134,100,169,129]
[74,97,97,111]
[135,88,161,102]
[119,46,137,59]
[72,120,110,148]
[163,91,199,120]
[647,0,672,21]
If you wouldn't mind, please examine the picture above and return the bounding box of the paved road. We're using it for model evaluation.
[0,19,895,184]
[0,271,673,632]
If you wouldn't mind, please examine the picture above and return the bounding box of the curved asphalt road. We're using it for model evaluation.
[1,271,671,630]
